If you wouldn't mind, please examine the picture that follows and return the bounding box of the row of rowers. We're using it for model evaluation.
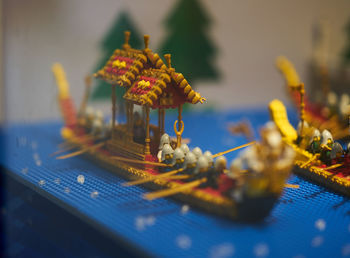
[297,121,350,165]
[80,107,111,137]
[157,133,231,184]
[80,106,146,144]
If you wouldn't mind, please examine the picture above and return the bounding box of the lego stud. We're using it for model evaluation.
[144,35,150,49]
[164,54,171,69]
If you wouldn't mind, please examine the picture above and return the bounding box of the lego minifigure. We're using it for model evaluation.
[192,147,202,159]
[339,94,350,120]
[158,133,171,162]
[91,119,103,136]
[228,160,245,187]
[183,152,197,175]
[95,110,104,123]
[186,155,212,187]
[194,156,209,175]
[225,160,246,202]
[203,154,222,188]
[100,120,112,139]
[331,142,344,159]
[326,92,338,116]
[85,106,95,129]
[180,143,190,156]
[203,151,214,168]
[172,148,185,170]
[215,156,227,174]
[309,134,321,154]
[161,144,174,172]
[320,138,333,165]
[321,129,333,145]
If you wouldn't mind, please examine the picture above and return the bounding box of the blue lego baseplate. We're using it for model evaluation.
[1,107,350,258]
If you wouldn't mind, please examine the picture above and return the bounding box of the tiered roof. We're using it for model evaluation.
[94,32,205,109]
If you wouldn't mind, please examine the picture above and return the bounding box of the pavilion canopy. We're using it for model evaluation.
[94,34,205,109]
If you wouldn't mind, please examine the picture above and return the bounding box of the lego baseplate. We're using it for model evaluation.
[294,160,350,198]
[2,175,140,258]
[1,108,350,258]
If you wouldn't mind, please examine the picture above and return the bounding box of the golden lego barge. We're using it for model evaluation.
[52,32,293,221]
[271,57,350,197]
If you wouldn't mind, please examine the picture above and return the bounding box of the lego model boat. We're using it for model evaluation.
[276,56,349,140]
[52,32,296,221]
[270,57,350,197]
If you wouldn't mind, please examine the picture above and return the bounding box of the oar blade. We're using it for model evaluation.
[212,141,255,158]
[56,142,104,160]
[143,178,206,201]
[123,169,183,187]
[284,184,299,189]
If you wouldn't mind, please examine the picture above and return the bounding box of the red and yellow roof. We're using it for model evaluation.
[94,33,205,109]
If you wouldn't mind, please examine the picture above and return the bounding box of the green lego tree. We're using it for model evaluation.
[159,0,219,84]
[91,11,143,102]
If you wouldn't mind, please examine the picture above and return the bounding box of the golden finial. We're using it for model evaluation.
[123,31,130,49]
[164,54,171,69]
[144,35,150,50]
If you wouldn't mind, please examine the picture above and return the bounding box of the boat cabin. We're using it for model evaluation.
[94,31,205,161]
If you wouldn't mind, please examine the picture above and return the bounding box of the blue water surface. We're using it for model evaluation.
[1,108,349,258]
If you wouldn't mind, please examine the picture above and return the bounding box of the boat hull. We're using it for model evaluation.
[78,141,280,222]
[293,162,350,197]
[236,195,278,222]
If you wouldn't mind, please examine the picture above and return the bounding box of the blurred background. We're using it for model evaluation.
[1,0,350,122]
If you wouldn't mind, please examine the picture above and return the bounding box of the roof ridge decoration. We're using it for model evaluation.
[176,72,206,104]
[163,54,205,104]
[147,52,167,70]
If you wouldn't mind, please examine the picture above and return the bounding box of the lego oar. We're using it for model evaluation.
[143,178,207,201]
[110,156,170,167]
[284,184,299,189]
[123,168,184,186]
[300,154,319,168]
[51,144,78,157]
[56,142,105,160]
[212,141,255,158]
[57,141,74,150]
[53,134,104,157]
[57,134,95,149]
[322,163,343,171]
[167,175,191,180]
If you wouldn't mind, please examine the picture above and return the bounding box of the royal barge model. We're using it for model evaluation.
[270,57,350,197]
[276,56,349,140]
[52,31,296,221]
